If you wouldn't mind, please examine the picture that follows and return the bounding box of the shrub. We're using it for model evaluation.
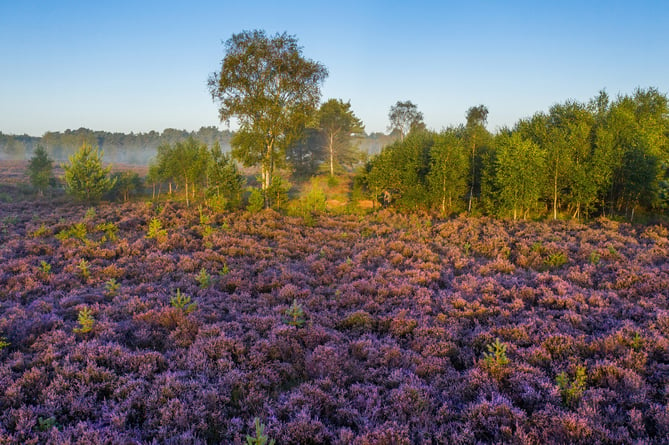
[556,365,587,408]
[105,278,120,297]
[78,258,91,279]
[73,307,95,334]
[63,142,116,203]
[247,188,265,213]
[147,218,167,241]
[170,289,197,314]
[246,417,275,445]
[284,299,305,327]
[0,336,9,352]
[196,268,211,288]
[482,338,510,379]
[27,145,54,196]
[39,260,52,277]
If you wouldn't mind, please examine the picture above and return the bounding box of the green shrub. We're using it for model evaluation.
[247,188,265,213]
[73,307,95,334]
[482,338,510,379]
[147,218,167,241]
[543,251,568,269]
[105,278,120,297]
[63,143,115,203]
[284,299,305,327]
[556,365,587,407]
[171,289,197,314]
[78,259,90,279]
[0,336,9,352]
[196,268,211,288]
[246,417,275,445]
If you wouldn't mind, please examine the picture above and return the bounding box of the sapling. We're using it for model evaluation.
[246,417,274,445]
[78,259,90,279]
[40,260,51,276]
[196,268,211,288]
[73,307,95,334]
[171,289,197,314]
[284,299,305,327]
[556,365,587,407]
[105,278,120,296]
[0,336,9,351]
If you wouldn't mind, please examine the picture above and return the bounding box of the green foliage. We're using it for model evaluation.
[494,132,545,219]
[0,336,9,352]
[27,145,53,196]
[482,338,510,379]
[37,416,57,432]
[208,30,327,198]
[56,222,87,243]
[589,251,601,265]
[63,143,115,203]
[284,299,305,327]
[73,307,95,334]
[556,365,587,407]
[543,251,568,270]
[95,222,118,242]
[39,260,51,276]
[388,100,425,140]
[85,207,97,219]
[105,278,120,297]
[196,268,211,289]
[247,188,265,213]
[207,142,245,209]
[147,218,167,241]
[219,263,230,276]
[246,417,275,445]
[78,259,90,279]
[366,131,434,210]
[299,183,327,215]
[428,129,469,215]
[170,289,197,314]
[109,171,143,202]
[318,98,365,176]
[30,223,51,238]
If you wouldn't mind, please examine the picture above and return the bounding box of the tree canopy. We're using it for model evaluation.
[208,29,327,207]
[318,99,365,177]
[63,143,115,203]
[388,101,425,141]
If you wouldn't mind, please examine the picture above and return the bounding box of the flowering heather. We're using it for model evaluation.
[0,201,668,444]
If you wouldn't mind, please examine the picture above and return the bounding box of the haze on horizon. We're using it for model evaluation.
[1,0,668,137]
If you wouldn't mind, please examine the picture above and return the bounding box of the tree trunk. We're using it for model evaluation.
[553,161,559,220]
[329,134,335,177]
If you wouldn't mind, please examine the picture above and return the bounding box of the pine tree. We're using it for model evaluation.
[63,143,115,203]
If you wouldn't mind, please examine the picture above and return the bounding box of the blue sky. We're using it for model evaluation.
[1,0,668,136]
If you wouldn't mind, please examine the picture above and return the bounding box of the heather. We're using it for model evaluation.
[0,200,668,444]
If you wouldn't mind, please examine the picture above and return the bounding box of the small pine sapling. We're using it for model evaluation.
[105,278,121,297]
[284,299,305,327]
[73,307,95,334]
[78,259,90,279]
[556,365,587,408]
[39,260,52,277]
[171,289,197,314]
[147,218,167,241]
[219,263,230,276]
[196,268,211,288]
[0,336,9,352]
[246,417,275,445]
[482,338,510,379]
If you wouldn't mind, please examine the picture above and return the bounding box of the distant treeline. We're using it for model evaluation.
[361,88,669,221]
[0,127,233,164]
[0,127,394,165]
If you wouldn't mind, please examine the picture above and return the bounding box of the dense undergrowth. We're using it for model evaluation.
[0,200,668,444]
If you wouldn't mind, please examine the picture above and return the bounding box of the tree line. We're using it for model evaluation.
[0,127,233,164]
[362,89,669,221]
[18,29,669,221]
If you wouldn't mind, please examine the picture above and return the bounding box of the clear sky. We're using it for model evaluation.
[1,0,668,136]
